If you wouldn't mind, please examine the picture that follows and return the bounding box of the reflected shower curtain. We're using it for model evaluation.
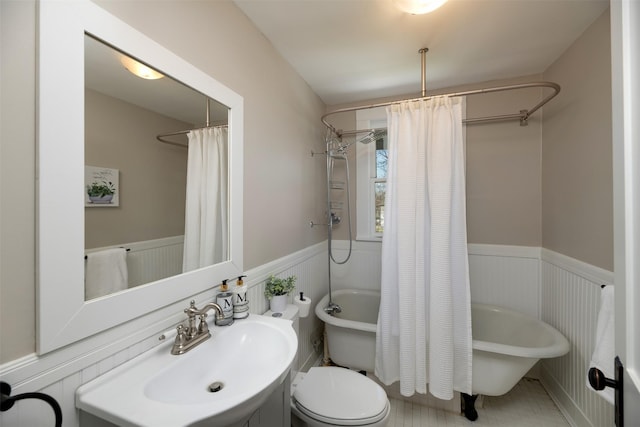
[375,96,472,400]
[182,127,228,272]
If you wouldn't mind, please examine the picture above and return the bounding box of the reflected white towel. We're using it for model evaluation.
[85,248,128,300]
[588,285,615,404]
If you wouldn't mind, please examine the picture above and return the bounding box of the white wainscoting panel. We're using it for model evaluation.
[1,241,615,427]
[540,251,614,427]
[468,245,541,318]
[243,242,327,374]
[86,236,184,288]
[331,241,541,317]
[125,236,184,287]
[0,242,326,427]
[329,240,382,291]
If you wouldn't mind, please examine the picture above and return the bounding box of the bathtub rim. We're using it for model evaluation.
[315,289,378,334]
[471,303,570,359]
[316,289,570,361]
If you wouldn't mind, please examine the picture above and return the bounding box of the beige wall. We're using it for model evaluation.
[463,78,543,245]
[1,0,37,363]
[326,75,544,246]
[85,89,189,248]
[322,110,356,241]
[0,0,326,362]
[542,9,612,271]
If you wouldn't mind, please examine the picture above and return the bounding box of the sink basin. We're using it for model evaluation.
[76,314,297,427]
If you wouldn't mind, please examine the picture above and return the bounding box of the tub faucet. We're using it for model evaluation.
[324,301,342,315]
[171,300,224,355]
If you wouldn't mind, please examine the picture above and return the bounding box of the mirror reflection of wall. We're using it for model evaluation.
[84,35,230,300]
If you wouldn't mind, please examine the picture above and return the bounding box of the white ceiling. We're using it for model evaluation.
[85,35,228,127]
[86,0,609,123]
[233,0,609,106]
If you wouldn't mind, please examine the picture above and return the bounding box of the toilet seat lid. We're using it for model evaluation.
[293,367,388,425]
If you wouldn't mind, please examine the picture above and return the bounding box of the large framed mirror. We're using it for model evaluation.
[38,0,243,353]
[84,35,232,299]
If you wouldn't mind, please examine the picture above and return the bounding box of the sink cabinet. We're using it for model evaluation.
[79,373,291,427]
[245,373,291,427]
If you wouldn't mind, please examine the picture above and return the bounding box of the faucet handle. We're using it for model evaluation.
[171,324,189,355]
[175,324,187,345]
[197,314,209,335]
[185,300,197,315]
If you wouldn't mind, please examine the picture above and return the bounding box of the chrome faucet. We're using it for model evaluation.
[171,300,224,355]
[323,301,342,315]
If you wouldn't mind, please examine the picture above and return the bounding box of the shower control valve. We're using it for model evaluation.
[330,212,341,225]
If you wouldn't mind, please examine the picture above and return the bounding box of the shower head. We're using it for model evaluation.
[325,127,386,154]
[357,128,387,145]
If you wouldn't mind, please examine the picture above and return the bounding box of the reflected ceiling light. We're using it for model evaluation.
[120,56,164,80]
[393,0,448,14]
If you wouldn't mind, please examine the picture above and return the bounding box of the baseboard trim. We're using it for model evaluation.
[540,365,592,427]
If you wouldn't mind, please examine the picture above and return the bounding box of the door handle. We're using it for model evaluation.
[588,366,619,390]
[587,356,624,427]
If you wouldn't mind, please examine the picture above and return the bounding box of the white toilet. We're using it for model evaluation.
[291,366,390,426]
[265,304,390,427]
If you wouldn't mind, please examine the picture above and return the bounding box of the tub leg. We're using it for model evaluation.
[461,393,479,421]
[322,327,331,366]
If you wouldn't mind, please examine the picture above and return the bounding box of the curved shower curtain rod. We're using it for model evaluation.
[156,98,228,147]
[156,124,228,147]
[321,48,561,136]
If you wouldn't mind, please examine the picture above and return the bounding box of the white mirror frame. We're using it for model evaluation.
[37,0,243,354]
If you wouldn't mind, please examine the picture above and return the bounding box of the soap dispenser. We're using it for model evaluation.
[233,275,249,319]
[215,279,234,326]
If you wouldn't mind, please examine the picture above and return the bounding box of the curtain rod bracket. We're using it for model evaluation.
[419,48,429,97]
[519,109,529,126]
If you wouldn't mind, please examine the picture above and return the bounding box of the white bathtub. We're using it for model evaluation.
[315,289,570,397]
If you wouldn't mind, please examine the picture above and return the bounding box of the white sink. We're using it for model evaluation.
[76,314,297,427]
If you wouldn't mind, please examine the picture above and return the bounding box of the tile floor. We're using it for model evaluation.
[387,378,570,426]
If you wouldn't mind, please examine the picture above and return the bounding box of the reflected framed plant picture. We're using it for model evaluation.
[85,166,119,207]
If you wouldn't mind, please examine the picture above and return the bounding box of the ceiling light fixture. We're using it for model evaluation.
[120,56,164,80]
[393,0,448,15]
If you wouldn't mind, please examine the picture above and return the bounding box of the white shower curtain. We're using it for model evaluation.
[182,127,228,272]
[375,96,472,400]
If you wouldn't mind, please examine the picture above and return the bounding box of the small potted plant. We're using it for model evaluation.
[87,181,116,204]
[265,274,296,313]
